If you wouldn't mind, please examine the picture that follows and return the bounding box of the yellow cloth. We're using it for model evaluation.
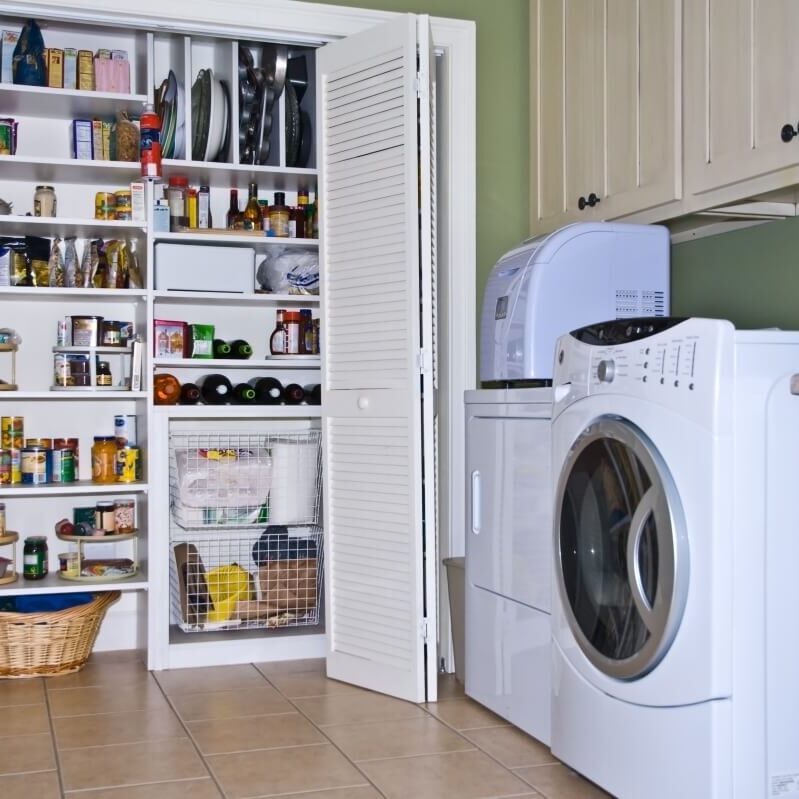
[205,564,254,622]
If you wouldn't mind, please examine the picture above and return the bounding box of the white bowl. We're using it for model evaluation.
[204,72,226,161]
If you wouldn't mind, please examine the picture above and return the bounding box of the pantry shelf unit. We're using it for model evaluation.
[0,390,149,400]
[0,567,148,597]
[152,231,318,247]
[153,357,319,369]
[0,155,142,184]
[0,83,147,117]
[0,480,148,497]
[161,159,316,191]
[155,405,321,419]
[57,530,138,583]
[0,287,147,302]
[0,216,145,238]
[152,290,319,307]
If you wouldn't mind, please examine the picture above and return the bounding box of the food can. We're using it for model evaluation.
[0,449,11,484]
[0,501,5,534]
[9,449,20,484]
[71,316,103,347]
[25,438,52,449]
[114,190,132,220]
[115,445,139,483]
[1,416,23,449]
[94,191,116,220]
[51,447,76,483]
[114,414,137,448]
[54,354,73,386]
[21,446,52,485]
[113,499,135,533]
[53,438,79,474]
[0,120,12,156]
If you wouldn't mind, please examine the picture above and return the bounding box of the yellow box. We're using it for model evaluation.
[47,48,63,88]
[77,49,94,91]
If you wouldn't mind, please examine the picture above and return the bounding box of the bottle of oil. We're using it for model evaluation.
[242,182,261,231]
[226,188,243,229]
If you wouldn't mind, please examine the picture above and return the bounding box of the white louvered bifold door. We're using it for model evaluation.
[318,14,438,703]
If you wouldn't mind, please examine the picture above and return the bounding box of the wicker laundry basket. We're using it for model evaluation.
[0,591,120,678]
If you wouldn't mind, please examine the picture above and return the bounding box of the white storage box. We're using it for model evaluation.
[155,243,255,293]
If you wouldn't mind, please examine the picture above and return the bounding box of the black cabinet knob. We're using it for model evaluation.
[578,192,601,210]
[781,123,798,143]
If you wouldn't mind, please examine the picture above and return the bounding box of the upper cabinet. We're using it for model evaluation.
[529,0,681,236]
[683,0,799,197]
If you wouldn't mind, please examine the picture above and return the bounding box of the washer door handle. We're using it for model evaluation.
[626,485,658,630]
[471,470,481,534]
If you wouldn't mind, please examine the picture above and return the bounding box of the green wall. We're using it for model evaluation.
[306,0,531,322]
[671,217,799,329]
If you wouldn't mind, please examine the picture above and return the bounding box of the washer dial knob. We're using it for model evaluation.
[597,359,616,383]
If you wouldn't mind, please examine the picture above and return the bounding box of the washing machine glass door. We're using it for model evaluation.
[555,417,688,680]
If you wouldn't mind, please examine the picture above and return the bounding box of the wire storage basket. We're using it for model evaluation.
[169,430,322,530]
[171,527,323,632]
[169,428,324,632]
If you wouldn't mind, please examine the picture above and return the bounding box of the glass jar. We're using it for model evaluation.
[33,185,56,217]
[23,536,48,580]
[167,175,189,230]
[91,436,117,484]
[95,500,116,533]
[96,360,112,386]
[269,192,290,237]
[114,189,132,220]
[114,499,135,533]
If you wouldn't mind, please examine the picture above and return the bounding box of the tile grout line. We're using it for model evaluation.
[42,677,68,799]
[150,670,231,799]
[255,668,392,799]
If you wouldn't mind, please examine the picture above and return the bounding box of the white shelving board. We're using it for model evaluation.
[0,568,149,597]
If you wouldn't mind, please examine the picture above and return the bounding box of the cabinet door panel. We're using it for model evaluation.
[686,0,799,194]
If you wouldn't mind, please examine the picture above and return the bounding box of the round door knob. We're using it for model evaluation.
[781,123,798,143]
[578,192,601,210]
[357,396,369,410]
[597,359,615,383]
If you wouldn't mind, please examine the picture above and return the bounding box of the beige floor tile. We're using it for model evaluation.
[170,686,294,722]
[323,715,474,761]
[63,777,223,798]
[425,697,510,730]
[188,711,325,755]
[0,770,60,798]
[295,691,427,726]
[206,742,368,798]
[84,649,145,665]
[265,671,369,699]
[48,679,168,717]
[59,738,208,792]
[0,678,45,707]
[268,789,383,799]
[0,732,55,775]
[155,664,267,695]
[515,763,614,798]
[437,673,466,700]
[0,702,50,735]
[49,660,151,689]
[53,707,186,749]
[464,726,559,769]
[360,749,534,799]
[255,657,326,676]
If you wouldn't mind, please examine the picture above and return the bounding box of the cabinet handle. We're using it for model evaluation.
[781,123,798,143]
[470,470,481,535]
[578,192,601,210]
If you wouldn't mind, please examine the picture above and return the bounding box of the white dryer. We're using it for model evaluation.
[465,387,552,743]
[550,317,799,799]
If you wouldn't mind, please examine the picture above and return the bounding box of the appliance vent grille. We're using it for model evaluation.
[615,289,667,318]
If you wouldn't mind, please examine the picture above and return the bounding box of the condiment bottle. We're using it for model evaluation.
[23,536,48,580]
[96,360,112,386]
[198,185,212,228]
[91,436,117,483]
[269,309,286,354]
[281,311,303,354]
[242,182,261,230]
[139,103,162,178]
[167,176,189,230]
[226,188,242,229]
[269,192,290,237]
[187,187,198,228]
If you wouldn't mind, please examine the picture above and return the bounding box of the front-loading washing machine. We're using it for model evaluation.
[550,316,799,798]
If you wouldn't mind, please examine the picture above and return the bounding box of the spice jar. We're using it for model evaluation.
[96,360,112,386]
[95,500,116,533]
[91,436,117,483]
[23,536,48,580]
[167,175,189,231]
[114,499,135,533]
[33,185,56,217]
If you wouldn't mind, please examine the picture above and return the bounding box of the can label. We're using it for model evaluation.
[115,446,139,483]
[114,414,137,447]
[1,416,23,449]
[23,550,47,578]
[0,449,11,484]
[51,448,75,483]
[21,447,51,484]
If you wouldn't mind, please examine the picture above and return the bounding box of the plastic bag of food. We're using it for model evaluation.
[26,235,50,286]
[48,237,64,287]
[127,239,144,288]
[256,247,319,294]
[111,112,139,162]
[63,237,79,288]
[12,19,46,87]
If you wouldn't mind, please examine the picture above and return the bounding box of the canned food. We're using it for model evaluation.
[53,438,79,474]
[114,499,135,533]
[54,354,73,386]
[0,449,11,484]
[51,447,75,483]
[115,445,140,483]
[25,438,52,449]
[114,414,137,448]
[21,446,52,485]
[114,190,132,220]
[0,120,13,156]
[95,191,116,220]
[71,316,103,347]
[58,552,79,577]
[1,416,23,449]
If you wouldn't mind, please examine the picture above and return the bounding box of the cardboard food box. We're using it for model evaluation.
[1,31,19,83]
[47,48,64,88]
[153,319,188,359]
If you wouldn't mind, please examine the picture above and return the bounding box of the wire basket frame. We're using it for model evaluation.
[169,430,322,530]
[171,526,323,632]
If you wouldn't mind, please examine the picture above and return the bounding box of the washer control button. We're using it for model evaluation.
[597,359,616,383]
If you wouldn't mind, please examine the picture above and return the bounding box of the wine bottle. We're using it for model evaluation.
[229,339,253,359]
[179,382,201,404]
[283,382,305,405]
[242,182,261,230]
[232,383,258,404]
[303,383,321,405]
[249,376,284,404]
[153,373,181,405]
[212,339,232,358]
[197,374,234,404]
